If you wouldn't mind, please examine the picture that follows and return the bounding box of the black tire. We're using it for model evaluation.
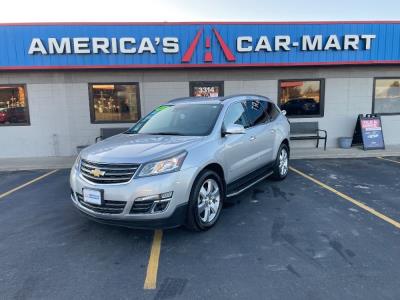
[271,143,290,181]
[185,170,224,231]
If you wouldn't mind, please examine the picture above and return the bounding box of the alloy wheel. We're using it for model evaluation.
[279,148,289,176]
[197,178,221,224]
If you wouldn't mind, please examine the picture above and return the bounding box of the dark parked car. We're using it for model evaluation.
[0,107,27,124]
[281,98,320,116]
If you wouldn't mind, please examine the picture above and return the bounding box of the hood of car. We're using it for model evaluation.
[81,133,203,164]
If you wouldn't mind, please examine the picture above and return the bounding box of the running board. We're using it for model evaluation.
[226,171,273,198]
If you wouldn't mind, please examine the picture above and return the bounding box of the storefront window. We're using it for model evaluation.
[373,78,400,114]
[89,83,141,123]
[190,81,224,97]
[0,85,30,126]
[279,80,324,117]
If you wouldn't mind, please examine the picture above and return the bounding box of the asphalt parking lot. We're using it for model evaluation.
[0,157,399,300]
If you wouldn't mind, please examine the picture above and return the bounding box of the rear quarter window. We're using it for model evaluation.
[244,100,269,127]
[263,101,280,121]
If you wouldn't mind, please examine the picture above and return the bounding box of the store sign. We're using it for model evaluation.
[360,117,385,150]
[352,114,385,150]
[0,22,399,69]
[28,33,375,56]
[28,37,180,55]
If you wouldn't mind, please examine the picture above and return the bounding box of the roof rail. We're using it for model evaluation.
[167,94,272,103]
[167,97,192,103]
[167,96,223,103]
[219,94,271,101]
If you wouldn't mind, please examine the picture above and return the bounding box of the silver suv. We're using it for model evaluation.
[70,94,290,231]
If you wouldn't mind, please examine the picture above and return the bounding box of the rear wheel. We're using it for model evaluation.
[271,144,289,180]
[185,170,224,231]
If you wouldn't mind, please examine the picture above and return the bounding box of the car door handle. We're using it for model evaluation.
[249,136,256,141]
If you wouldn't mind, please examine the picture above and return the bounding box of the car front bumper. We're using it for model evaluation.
[69,166,197,229]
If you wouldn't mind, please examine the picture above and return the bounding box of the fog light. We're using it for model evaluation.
[160,191,173,199]
[131,192,173,215]
[135,191,173,202]
[153,201,169,213]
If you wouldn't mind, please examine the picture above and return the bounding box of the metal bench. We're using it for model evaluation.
[95,127,130,143]
[290,122,327,150]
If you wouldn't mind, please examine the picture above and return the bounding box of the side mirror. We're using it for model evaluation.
[223,124,246,135]
[281,110,287,116]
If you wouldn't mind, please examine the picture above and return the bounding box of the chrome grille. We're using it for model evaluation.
[80,159,139,184]
[76,193,126,214]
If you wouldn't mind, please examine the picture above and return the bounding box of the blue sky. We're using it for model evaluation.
[1,0,400,22]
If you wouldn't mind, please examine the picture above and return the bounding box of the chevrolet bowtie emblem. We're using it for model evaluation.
[90,168,105,177]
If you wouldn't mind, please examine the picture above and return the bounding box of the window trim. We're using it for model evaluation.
[372,77,400,116]
[88,82,141,124]
[189,81,224,97]
[278,78,325,118]
[0,84,30,127]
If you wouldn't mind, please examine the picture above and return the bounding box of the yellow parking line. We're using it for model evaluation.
[0,169,58,200]
[377,157,400,165]
[289,167,400,230]
[144,229,163,290]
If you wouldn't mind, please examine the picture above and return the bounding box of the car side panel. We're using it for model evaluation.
[220,131,262,182]
[180,97,290,187]
[250,122,276,165]
[271,114,290,159]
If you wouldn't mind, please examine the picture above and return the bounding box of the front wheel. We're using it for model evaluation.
[185,170,224,231]
[271,144,289,181]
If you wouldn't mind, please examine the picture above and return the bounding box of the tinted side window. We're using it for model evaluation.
[263,101,280,121]
[374,78,400,114]
[89,83,140,123]
[244,100,268,127]
[0,84,30,126]
[279,79,323,117]
[223,102,248,128]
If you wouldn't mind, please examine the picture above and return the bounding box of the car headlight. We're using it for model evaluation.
[73,155,81,171]
[137,151,187,177]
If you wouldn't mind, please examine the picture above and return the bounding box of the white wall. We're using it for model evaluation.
[0,66,399,158]
[225,80,278,101]
[0,82,137,157]
[289,77,375,148]
[381,115,400,145]
[141,81,188,113]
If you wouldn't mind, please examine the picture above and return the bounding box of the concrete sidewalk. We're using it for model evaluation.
[291,145,400,159]
[0,146,400,171]
[0,156,76,171]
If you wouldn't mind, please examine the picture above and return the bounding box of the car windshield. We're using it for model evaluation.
[126,103,223,136]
